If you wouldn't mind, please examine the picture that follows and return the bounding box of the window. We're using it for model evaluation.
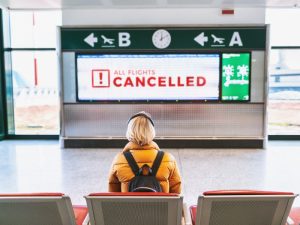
[10,11,60,48]
[11,51,59,134]
[268,49,300,135]
[266,9,300,136]
[6,10,61,135]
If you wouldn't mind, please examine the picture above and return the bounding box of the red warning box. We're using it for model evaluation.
[92,69,110,88]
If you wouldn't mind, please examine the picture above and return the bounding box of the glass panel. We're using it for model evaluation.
[268,49,300,135]
[4,51,15,135]
[0,10,5,139]
[11,51,59,134]
[10,10,61,48]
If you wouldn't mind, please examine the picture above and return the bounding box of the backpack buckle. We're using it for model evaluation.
[138,164,153,176]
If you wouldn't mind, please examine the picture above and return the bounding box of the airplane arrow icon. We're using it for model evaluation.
[194,32,208,46]
[84,33,98,47]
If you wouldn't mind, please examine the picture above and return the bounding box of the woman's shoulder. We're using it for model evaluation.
[161,151,176,162]
[112,152,127,165]
[112,142,176,164]
[113,149,175,163]
[123,141,159,151]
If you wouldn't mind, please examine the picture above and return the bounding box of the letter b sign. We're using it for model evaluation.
[118,32,131,47]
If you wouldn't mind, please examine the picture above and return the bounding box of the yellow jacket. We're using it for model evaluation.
[108,141,182,194]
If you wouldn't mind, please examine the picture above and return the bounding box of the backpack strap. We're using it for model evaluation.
[151,151,164,176]
[123,151,139,176]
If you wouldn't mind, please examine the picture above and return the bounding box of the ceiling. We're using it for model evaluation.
[0,0,300,9]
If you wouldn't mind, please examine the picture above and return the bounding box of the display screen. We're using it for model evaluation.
[221,53,251,101]
[76,54,220,101]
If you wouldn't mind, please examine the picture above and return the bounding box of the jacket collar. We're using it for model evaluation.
[123,141,160,152]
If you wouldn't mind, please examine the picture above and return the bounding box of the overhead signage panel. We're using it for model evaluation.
[61,27,267,51]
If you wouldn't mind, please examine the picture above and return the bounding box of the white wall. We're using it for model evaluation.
[266,8,300,46]
[62,8,265,26]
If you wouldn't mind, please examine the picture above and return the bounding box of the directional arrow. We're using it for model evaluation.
[194,32,208,46]
[84,33,98,47]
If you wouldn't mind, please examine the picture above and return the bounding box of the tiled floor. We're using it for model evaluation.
[0,140,300,207]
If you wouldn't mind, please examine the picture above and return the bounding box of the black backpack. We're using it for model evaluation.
[123,151,164,192]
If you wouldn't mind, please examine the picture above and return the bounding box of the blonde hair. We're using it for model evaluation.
[126,115,156,146]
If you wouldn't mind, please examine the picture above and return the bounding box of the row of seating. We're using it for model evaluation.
[0,190,299,225]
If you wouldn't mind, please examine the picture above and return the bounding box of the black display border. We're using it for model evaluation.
[75,51,251,104]
[220,51,252,103]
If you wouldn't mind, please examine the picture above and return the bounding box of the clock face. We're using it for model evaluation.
[152,29,171,49]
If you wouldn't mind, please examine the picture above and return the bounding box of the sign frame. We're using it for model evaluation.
[74,50,252,103]
[61,26,267,51]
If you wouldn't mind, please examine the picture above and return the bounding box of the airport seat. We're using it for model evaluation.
[85,192,184,225]
[0,192,89,225]
[189,190,297,225]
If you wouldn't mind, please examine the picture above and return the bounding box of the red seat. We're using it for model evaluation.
[190,190,297,225]
[86,192,182,225]
[190,205,197,225]
[0,193,89,225]
[88,192,179,197]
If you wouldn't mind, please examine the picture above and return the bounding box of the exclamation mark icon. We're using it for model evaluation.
[92,69,110,87]
[99,72,103,84]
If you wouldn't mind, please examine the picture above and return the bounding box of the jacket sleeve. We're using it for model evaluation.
[108,156,121,192]
[169,160,182,194]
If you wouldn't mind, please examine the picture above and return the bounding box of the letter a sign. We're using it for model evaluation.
[229,32,243,46]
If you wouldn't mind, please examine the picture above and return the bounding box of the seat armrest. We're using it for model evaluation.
[182,202,192,225]
[82,214,89,225]
[286,216,294,225]
[73,205,89,225]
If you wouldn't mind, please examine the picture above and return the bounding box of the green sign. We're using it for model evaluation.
[221,53,250,101]
[61,27,266,51]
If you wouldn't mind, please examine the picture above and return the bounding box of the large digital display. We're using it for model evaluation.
[221,53,251,101]
[76,54,220,101]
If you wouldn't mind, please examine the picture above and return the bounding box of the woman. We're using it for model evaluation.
[108,111,181,193]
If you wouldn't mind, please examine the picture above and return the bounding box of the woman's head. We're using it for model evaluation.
[126,111,156,146]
